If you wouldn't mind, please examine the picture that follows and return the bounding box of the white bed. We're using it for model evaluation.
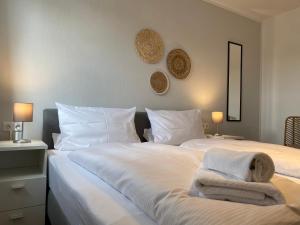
[44,109,300,225]
[67,142,300,225]
[48,150,157,225]
[48,141,300,225]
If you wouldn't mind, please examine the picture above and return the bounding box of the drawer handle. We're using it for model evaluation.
[11,183,25,190]
[9,212,24,220]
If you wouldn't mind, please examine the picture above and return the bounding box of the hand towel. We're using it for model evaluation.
[203,148,275,182]
[193,169,285,206]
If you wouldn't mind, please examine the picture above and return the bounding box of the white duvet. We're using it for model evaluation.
[68,142,300,225]
[181,139,300,179]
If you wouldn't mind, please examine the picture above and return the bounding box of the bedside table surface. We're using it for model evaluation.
[0,140,47,151]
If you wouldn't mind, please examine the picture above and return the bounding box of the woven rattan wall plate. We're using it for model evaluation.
[150,71,169,95]
[167,49,191,79]
[135,29,164,64]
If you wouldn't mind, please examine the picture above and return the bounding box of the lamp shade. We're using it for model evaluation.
[212,112,223,124]
[13,103,33,122]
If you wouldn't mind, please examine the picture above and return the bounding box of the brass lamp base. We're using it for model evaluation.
[13,139,31,144]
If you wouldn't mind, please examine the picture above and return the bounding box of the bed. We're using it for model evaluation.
[43,109,300,225]
[43,109,154,225]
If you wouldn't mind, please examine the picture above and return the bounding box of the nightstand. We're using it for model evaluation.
[0,140,47,225]
[207,134,245,140]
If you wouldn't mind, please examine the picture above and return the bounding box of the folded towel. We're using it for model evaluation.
[203,148,275,182]
[193,169,285,206]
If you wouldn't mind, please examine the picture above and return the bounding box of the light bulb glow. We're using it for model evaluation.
[212,111,223,124]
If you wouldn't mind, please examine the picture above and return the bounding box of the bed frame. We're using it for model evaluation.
[42,109,151,225]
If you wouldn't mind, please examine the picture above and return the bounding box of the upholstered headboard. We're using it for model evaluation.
[42,109,151,149]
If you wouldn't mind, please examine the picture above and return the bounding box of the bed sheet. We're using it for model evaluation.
[48,150,157,225]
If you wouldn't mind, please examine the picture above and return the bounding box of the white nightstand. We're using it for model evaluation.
[207,134,245,140]
[0,140,47,225]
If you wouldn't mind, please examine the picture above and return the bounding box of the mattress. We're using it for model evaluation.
[48,150,157,225]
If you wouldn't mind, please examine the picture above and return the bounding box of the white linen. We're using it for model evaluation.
[193,169,284,206]
[181,139,300,179]
[52,133,62,150]
[143,129,154,142]
[68,143,300,225]
[52,133,59,144]
[48,150,157,225]
[203,148,275,182]
[145,108,205,145]
[56,103,140,150]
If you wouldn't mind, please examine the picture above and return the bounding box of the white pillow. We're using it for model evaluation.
[56,103,140,150]
[143,128,154,142]
[145,108,206,145]
[52,133,63,150]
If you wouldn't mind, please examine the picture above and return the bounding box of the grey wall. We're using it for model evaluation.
[261,7,300,144]
[0,2,12,140]
[0,0,261,140]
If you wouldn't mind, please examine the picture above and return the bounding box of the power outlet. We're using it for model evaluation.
[2,122,22,131]
[3,121,13,131]
[203,122,209,131]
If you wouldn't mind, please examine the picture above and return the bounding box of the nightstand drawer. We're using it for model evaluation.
[0,205,44,225]
[0,177,46,211]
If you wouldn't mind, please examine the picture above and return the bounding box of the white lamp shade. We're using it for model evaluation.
[13,103,33,122]
[212,112,223,124]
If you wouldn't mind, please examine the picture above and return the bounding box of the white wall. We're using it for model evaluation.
[261,7,300,144]
[0,0,261,140]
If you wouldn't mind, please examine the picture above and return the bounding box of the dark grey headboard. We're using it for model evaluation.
[42,109,151,149]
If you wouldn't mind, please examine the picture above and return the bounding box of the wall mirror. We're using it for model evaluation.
[227,41,242,121]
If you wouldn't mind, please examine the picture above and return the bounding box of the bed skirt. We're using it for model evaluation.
[47,189,71,225]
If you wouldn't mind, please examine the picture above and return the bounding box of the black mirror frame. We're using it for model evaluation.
[226,41,243,122]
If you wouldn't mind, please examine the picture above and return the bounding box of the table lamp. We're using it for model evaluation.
[212,111,223,136]
[13,102,33,143]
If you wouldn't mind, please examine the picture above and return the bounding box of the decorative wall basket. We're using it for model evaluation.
[135,29,164,64]
[167,49,191,79]
[150,71,169,95]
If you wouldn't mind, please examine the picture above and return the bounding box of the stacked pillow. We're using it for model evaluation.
[56,103,140,150]
[54,103,206,150]
[145,108,205,145]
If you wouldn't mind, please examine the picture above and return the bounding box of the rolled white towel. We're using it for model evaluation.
[193,169,285,206]
[203,148,275,182]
